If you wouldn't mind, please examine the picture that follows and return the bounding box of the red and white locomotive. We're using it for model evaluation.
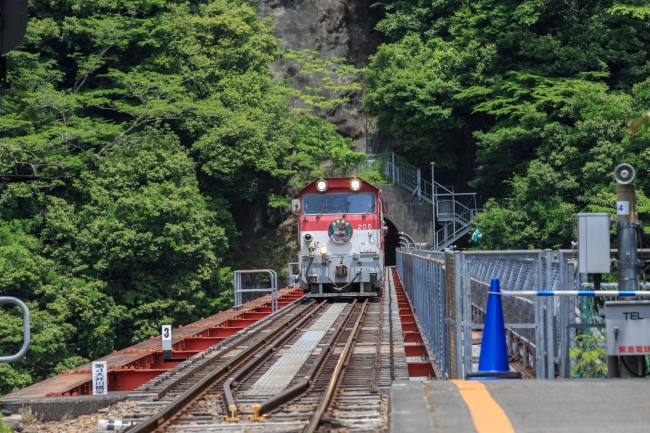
[292,177,387,297]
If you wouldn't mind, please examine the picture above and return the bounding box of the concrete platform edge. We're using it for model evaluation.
[389,380,434,432]
[0,392,128,422]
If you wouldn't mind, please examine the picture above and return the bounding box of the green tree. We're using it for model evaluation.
[51,130,227,346]
[282,50,366,177]
[365,0,650,249]
[0,0,344,396]
[0,217,124,393]
[0,0,371,396]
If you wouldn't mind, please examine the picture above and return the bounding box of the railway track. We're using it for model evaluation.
[97,271,400,433]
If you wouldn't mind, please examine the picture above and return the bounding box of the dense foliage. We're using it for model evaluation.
[0,0,362,394]
[12,0,650,395]
[364,0,650,249]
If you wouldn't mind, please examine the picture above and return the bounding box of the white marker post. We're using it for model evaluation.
[162,324,172,361]
[92,361,108,395]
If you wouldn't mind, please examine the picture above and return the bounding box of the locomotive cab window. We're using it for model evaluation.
[302,193,376,215]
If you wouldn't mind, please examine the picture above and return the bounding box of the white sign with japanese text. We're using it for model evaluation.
[92,361,108,395]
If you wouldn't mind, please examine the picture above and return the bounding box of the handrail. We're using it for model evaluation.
[0,297,30,362]
[435,193,477,197]
[398,232,417,248]
[234,269,278,312]
[370,151,479,250]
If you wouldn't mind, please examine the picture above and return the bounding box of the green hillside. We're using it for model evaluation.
[364,0,650,249]
[0,0,361,395]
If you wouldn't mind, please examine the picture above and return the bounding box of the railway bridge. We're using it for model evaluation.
[2,249,650,432]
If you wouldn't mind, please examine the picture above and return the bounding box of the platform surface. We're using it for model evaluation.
[391,379,650,433]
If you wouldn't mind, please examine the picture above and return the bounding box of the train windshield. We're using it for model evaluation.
[302,193,376,215]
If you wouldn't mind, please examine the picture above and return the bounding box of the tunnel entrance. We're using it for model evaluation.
[384,217,399,266]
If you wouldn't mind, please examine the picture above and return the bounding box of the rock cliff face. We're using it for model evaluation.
[257,0,385,151]
[233,1,384,243]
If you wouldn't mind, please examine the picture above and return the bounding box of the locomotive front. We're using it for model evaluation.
[294,177,386,297]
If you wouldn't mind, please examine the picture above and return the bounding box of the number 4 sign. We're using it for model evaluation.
[617,201,630,216]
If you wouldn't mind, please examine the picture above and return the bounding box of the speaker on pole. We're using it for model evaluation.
[614,163,635,185]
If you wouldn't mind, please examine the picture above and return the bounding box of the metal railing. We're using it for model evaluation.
[0,297,30,362]
[288,262,300,287]
[396,249,558,379]
[396,248,650,380]
[368,153,477,250]
[396,250,457,378]
[556,250,650,379]
[234,270,279,312]
[435,200,476,250]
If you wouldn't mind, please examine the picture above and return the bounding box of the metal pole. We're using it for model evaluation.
[545,249,555,379]
[462,254,472,376]
[617,183,638,293]
[392,152,395,184]
[453,251,463,379]
[616,179,644,376]
[558,251,569,378]
[431,162,436,250]
[534,254,545,378]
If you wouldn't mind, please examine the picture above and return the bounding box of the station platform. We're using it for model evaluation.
[390,378,650,433]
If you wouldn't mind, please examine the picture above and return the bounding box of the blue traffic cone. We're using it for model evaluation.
[466,278,521,380]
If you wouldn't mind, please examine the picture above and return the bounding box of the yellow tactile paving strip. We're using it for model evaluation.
[451,380,515,433]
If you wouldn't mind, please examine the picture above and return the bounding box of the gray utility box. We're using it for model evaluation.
[605,301,650,356]
[577,213,611,274]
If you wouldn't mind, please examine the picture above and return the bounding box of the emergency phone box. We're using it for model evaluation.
[605,301,650,356]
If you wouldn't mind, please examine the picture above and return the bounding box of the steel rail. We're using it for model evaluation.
[371,283,385,393]
[127,300,319,433]
[250,300,359,420]
[223,300,329,419]
[303,299,369,433]
[153,300,308,401]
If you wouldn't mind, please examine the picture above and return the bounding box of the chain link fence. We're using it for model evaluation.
[466,254,547,378]
[397,249,555,378]
[395,249,650,379]
[556,251,650,378]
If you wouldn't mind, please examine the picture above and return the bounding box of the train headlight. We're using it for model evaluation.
[316,179,328,192]
[320,245,328,255]
[350,178,361,191]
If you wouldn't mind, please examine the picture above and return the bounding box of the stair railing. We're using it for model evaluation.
[369,152,478,250]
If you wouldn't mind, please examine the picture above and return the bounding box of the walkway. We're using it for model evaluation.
[390,379,650,433]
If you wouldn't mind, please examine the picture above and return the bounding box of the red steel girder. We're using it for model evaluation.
[391,267,436,378]
[407,361,435,378]
[3,286,305,400]
[404,344,428,357]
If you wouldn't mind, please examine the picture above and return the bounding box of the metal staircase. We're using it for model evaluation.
[368,153,478,250]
